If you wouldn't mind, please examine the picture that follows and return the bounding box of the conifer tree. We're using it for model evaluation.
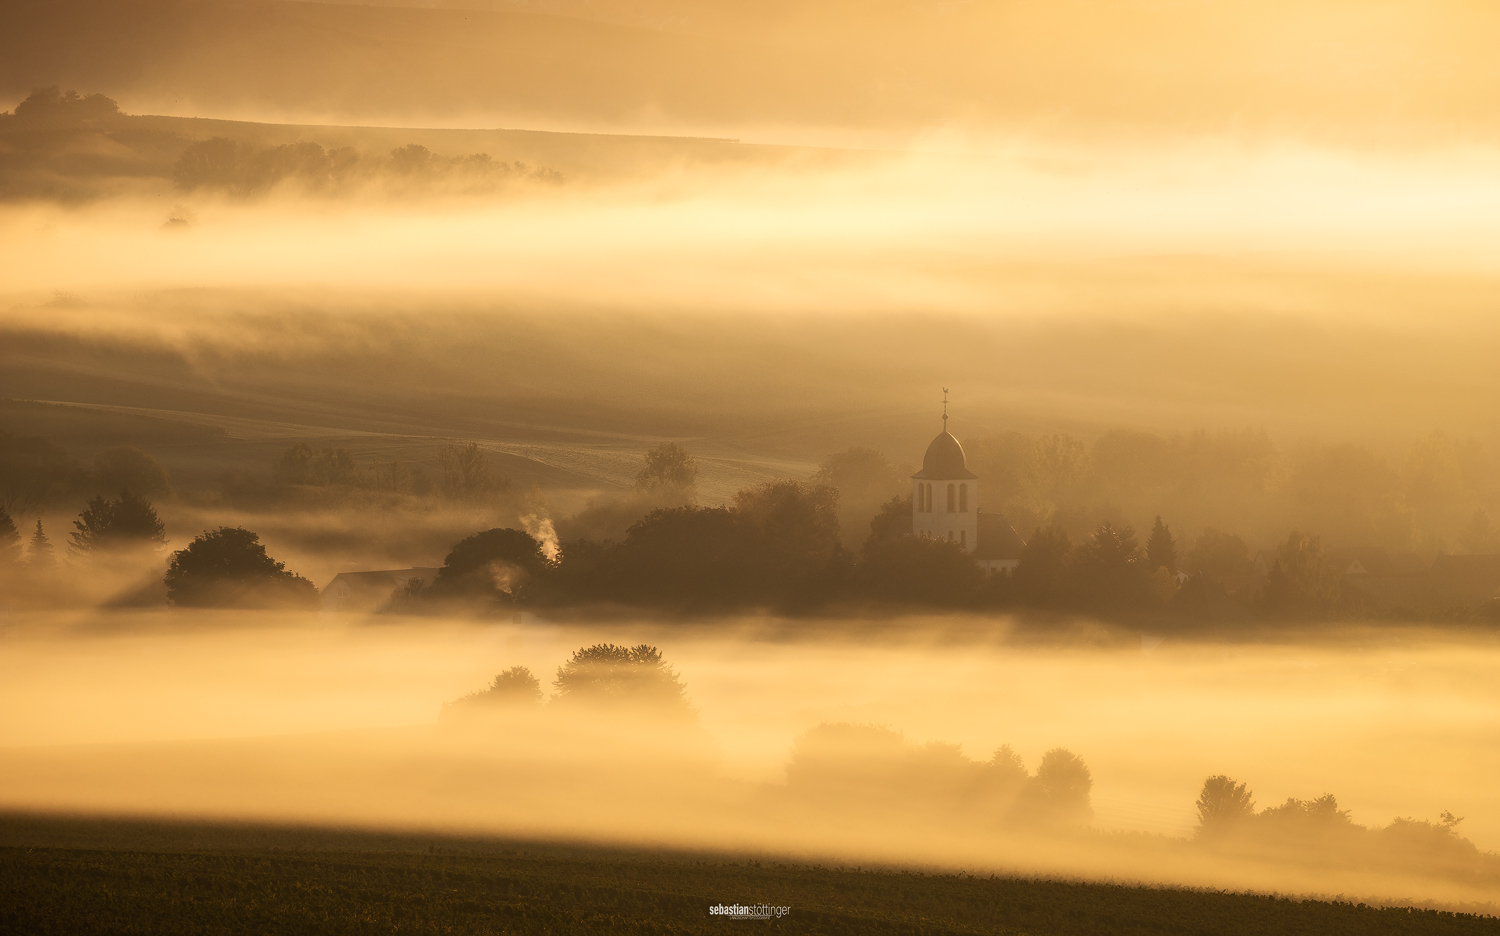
[27,520,56,571]
[1146,515,1177,573]
[0,507,19,564]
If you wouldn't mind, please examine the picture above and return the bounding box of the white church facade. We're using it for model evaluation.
[912,401,1025,574]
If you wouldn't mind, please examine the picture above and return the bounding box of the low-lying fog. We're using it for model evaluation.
[3,612,1497,906]
[8,141,1500,304]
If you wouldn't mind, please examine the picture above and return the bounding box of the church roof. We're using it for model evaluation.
[912,429,977,479]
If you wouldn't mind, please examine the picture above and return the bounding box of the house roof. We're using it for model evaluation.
[974,512,1025,560]
[1324,547,1395,577]
[321,568,442,594]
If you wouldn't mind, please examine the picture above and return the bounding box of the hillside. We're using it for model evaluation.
[0,103,823,201]
[7,0,1500,141]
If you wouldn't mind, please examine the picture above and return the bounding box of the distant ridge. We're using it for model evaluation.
[8,0,1500,142]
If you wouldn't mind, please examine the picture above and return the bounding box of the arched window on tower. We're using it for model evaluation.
[959,483,968,512]
[946,484,956,512]
[925,484,932,512]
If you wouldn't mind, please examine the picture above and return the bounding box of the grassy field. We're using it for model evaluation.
[2,813,1497,935]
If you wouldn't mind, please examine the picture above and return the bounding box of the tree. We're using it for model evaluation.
[173,137,245,190]
[1146,516,1176,573]
[274,443,360,487]
[859,534,984,607]
[865,494,913,546]
[13,87,119,121]
[389,143,435,174]
[1025,749,1093,823]
[1029,434,1090,511]
[92,446,171,498]
[430,528,548,602]
[0,506,19,566]
[439,442,502,501]
[68,492,166,556]
[1169,573,1243,623]
[1260,530,1342,619]
[25,519,56,571]
[553,644,691,718]
[1073,521,1153,609]
[732,480,846,604]
[273,442,316,485]
[1181,527,1253,580]
[813,448,908,548]
[1012,526,1073,606]
[605,506,748,606]
[0,430,83,516]
[1195,775,1255,839]
[164,527,318,608]
[635,443,698,498]
[444,666,543,716]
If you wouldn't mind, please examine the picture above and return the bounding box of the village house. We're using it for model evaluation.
[321,567,441,613]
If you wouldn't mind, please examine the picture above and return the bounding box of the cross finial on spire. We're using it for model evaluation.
[942,387,949,428]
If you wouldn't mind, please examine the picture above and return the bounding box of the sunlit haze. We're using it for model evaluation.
[4,1,1500,931]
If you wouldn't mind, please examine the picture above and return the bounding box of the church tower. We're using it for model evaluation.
[911,389,978,551]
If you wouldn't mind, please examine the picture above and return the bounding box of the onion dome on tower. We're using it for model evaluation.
[913,427,977,480]
[911,389,979,552]
[912,394,976,480]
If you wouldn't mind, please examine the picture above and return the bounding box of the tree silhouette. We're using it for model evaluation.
[0,506,19,565]
[1029,748,1093,822]
[430,528,548,602]
[1012,526,1073,606]
[446,666,543,713]
[864,493,913,546]
[1260,530,1342,619]
[553,643,691,718]
[1146,516,1176,572]
[68,492,166,556]
[274,443,361,487]
[814,447,908,547]
[26,519,55,571]
[1195,775,1255,839]
[608,506,748,606]
[164,527,317,608]
[0,431,82,516]
[12,87,119,121]
[733,479,846,604]
[173,137,244,190]
[1182,526,1253,580]
[1074,522,1152,609]
[439,442,500,500]
[860,534,983,607]
[635,442,698,497]
[389,143,435,174]
[92,446,171,498]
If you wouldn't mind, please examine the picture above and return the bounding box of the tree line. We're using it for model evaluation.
[3,436,1495,622]
[173,138,564,198]
[967,428,1498,560]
